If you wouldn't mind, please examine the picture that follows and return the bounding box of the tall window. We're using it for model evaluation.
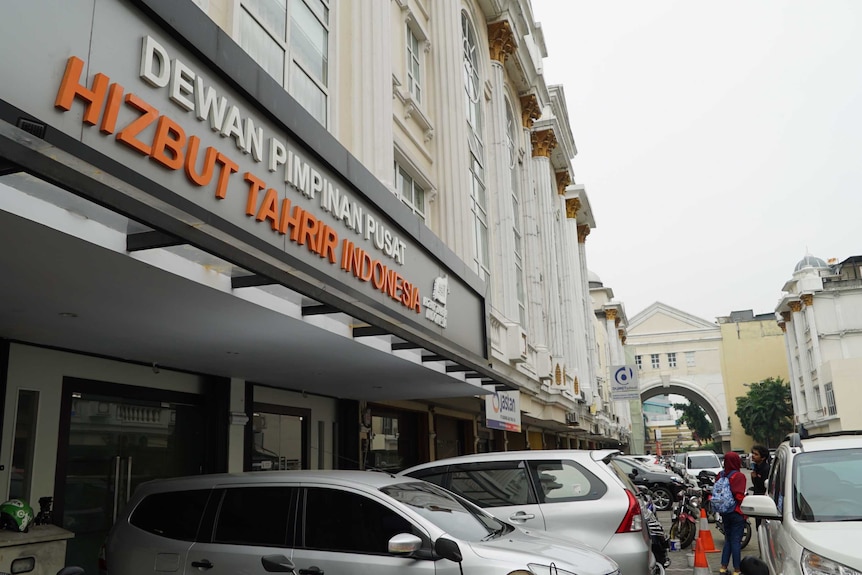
[667,352,677,368]
[239,0,329,126]
[507,100,525,325]
[825,382,837,415]
[394,163,426,221]
[650,354,660,369]
[635,355,642,370]
[462,12,489,281]
[406,25,422,103]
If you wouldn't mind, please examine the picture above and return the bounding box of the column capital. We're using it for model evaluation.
[789,300,803,313]
[565,197,581,219]
[577,224,591,243]
[488,20,516,63]
[615,317,621,328]
[531,128,557,157]
[781,311,792,322]
[801,293,814,307]
[519,94,541,128]
[556,170,571,195]
[605,309,618,321]
[778,321,787,333]
[618,329,626,344]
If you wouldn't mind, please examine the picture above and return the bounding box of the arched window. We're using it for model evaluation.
[462,11,489,280]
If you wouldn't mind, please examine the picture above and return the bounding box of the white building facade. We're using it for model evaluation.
[0,1,630,568]
[776,255,862,433]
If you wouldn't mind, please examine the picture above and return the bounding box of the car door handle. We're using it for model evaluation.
[508,511,535,522]
[191,559,214,570]
[298,567,324,575]
[262,555,297,573]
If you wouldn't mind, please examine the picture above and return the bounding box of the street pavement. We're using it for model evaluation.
[658,469,761,575]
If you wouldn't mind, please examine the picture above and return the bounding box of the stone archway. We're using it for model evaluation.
[640,378,729,448]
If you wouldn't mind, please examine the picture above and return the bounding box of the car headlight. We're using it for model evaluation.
[802,549,862,575]
[670,476,683,483]
[525,563,580,575]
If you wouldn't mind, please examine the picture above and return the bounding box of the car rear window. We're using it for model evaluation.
[130,489,211,541]
[446,461,537,507]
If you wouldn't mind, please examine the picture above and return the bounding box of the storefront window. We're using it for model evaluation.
[251,405,309,471]
[365,409,420,471]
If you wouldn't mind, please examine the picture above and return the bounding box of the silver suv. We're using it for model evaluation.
[102,470,621,575]
[399,449,654,575]
[742,431,862,575]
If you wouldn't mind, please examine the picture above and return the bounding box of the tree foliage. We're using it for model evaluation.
[735,376,793,448]
[673,401,714,446]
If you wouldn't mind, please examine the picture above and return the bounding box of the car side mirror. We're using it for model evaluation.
[389,533,423,556]
[435,537,463,563]
[630,468,639,477]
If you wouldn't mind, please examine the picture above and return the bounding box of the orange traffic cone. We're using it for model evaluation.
[693,540,710,575]
[698,507,719,553]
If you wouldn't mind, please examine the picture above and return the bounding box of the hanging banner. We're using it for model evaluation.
[485,390,521,432]
[610,365,640,400]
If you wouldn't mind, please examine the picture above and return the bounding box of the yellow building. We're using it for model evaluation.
[718,310,790,453]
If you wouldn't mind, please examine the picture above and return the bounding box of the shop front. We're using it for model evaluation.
[0,0,517,570]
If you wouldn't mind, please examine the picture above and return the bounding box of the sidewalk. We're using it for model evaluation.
[658,509,760,575]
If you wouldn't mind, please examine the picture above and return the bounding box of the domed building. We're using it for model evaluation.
[776,253,862,434]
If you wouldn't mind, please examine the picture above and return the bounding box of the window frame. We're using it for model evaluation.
[650,353,660,369]
[394,161,427,221]
[237,0,330,126]
[405,23,422,104]
[667,352,677,368]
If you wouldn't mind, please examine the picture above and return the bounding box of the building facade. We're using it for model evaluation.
[625,302,730,451]
[776,255,862,433]
[717,309,790,453]
[0,0,626,568]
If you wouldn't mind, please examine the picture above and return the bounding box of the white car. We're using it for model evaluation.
[741,431,862,575]
[680,450,723,482]
[102,470,621,575]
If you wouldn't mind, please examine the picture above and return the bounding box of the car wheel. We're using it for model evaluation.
[651,487,673,511]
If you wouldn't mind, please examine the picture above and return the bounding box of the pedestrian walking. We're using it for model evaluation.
[716,451,747,575]
[750,445,770,528]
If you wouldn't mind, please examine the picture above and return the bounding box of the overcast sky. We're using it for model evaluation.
[531,0,862,322]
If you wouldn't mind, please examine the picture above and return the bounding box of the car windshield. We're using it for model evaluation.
[381,481,510,540]
[793,449,862,522]
[688,455,719,469]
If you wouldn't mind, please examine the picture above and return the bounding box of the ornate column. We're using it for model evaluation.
[605,309,620,366]
[429,1,471,255]
[578,223,595,391]
[789,300,816,420]
[555,173,575,373]
[519,94,544,349]
[531,128,563,364]
[778,316,801,421]
[346,0,393,187]
[563,193,592,399]
[486,20,518,320]
[801,294,828,411]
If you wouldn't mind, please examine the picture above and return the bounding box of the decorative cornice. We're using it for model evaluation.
[487,20,516,63]
[555,170,571,195]
[565,197,581,220]
[577,224,591,243]
[605,309,618,321]
[789,301,803,313]
[618,329,626,343]
[781,311,791,322]
[801,293,814,307]
[519,94,541,128]
[531,128,557,157]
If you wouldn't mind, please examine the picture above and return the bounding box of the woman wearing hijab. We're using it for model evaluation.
[718,451,748,574]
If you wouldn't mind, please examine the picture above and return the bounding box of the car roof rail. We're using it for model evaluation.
[786,432,803,448]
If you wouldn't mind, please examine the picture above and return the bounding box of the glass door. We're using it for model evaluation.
[55,381,207,574]
[250,403,310,471]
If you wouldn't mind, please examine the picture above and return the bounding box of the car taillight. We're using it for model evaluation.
[616,489,644,533]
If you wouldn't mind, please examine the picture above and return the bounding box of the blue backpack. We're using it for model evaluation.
[711,470,738,514]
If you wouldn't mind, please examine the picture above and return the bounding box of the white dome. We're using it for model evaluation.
[588,270,603,287]
[794,254,829,273]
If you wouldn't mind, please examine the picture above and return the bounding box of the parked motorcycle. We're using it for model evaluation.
[668,485,699,549]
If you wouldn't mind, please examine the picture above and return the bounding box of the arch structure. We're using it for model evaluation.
[640,377,729,441]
